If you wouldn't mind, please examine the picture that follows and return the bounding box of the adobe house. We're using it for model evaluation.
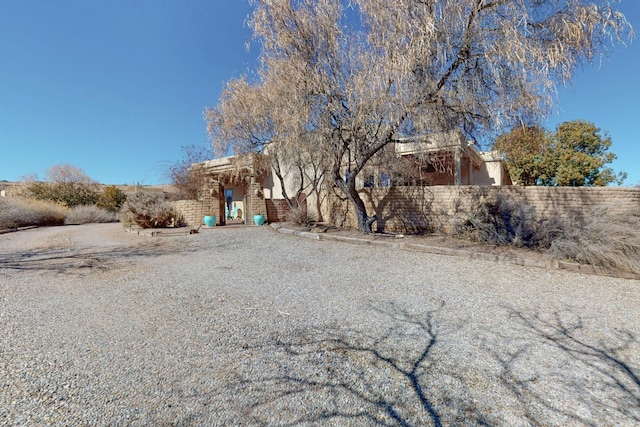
[191,155,261,226]
[189,132,510,225]
[196,154,297,226]
[390,132,511,186]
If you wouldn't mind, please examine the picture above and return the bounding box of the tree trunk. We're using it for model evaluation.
[333,169,376,234]
[353,198,376,234]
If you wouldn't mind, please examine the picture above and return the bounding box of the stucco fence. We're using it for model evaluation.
[325,186,640,234]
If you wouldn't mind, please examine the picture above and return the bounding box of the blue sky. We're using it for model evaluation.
[1,1,638,186]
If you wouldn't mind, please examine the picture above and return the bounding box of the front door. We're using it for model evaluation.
[225,188,233,219]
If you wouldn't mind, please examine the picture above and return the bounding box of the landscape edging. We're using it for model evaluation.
[269,223,639,280]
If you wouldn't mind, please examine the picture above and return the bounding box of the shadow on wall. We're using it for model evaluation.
[328,186,439,234]
[327,188,351,230]
[364,186,438,234]
[328,185,640,236]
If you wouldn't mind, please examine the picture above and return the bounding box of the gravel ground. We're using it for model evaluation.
[1,223,639,426]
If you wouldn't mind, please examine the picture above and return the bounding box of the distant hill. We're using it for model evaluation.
[0,181,178,198]
[114,184,179,194]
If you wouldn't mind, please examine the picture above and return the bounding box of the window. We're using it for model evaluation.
[380,173,390,187]
[364,174,375,188]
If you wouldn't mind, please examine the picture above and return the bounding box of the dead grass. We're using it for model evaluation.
[64,205,117,225]
[550,207,640,275]
[0,197,69,229]
[285,205,316,226]
[452,192,545,248]
[120,192,185,228]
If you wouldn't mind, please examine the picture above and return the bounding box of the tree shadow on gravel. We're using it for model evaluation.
[235,302,492,426]
[487,307,640,425]
[0,240,199,276]
[232,303,640,426]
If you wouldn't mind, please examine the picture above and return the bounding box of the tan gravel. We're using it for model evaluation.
[1,223,639,426]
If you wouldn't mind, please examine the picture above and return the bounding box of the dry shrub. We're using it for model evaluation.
[166,145,213,200]
[550,207,640,275]
[0,197,69,229]
[64,205,117,225]
[286,204,316,226]
[453,192,541,247]
[120,193,185,229]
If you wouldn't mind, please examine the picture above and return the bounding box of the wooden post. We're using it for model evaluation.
[454,147,462,186]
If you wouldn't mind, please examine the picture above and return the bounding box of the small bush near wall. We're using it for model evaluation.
[286,204,316,226]
[451,191,562,248]
[120,193,185,229]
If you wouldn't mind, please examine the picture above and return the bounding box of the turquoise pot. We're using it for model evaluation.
[203,215,217,227]
[253,214,265,226]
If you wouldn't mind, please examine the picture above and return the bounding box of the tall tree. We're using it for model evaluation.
[494,120,626,186]
[542,120,626,186]
[208,68,330,217]
[208,0,631,233]
[493,125,551,186]
[26,164,100,207]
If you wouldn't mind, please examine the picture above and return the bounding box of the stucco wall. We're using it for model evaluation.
[326,186,640,233]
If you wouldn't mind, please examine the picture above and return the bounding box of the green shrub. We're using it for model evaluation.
[97,185,127,212]
[27,181,100,208]
[0,197,69,229]
[119,193,185,228]
[64,205,117,225]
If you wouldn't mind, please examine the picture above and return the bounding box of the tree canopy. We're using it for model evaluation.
[545,120,626,186]
[26,164,101,207]
[494,125,551,186]
[495,120,626,186]
[207,0,631,233]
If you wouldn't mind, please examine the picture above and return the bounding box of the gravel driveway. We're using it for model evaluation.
[1,223,639,426]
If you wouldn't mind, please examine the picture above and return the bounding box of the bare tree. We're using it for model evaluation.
[207,70,330,218]
[167,145,214,200]
[209,0,631,233]
[45,164,96,185]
